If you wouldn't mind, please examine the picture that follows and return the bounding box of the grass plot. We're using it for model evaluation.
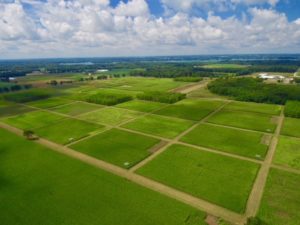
[52,102,103,116]
[207,110,277,132]
[273,136,300,170]
[281,117,300,138]
[0,104,35,118]
[35,118,105,145]
[116,100,166,112]
[27,97,73,109]
[137,144,259,213]
[257,169,300,225]
[223,101,281,115]
[180,123,269,159]
[79,107,142,126]
[70,129,160,168]
[122,114,195,138]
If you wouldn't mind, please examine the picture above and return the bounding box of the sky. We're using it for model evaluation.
[0,0,299,59]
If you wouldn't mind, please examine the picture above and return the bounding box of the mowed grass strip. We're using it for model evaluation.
[0,104,35,118]
[27,97,73,109]
[137,144,260,213]
[0,128,207,225]
[257,169,300,225]
[273,136,300,170]
[116,100,166,112]
[79,107,142,126]
[70,129,160,169]
[281,117,300,138]
[35,118,106,145]
[122,114,195,138]
[51,101,103,116]
[180,123,269,159]
[207,110,277,132]
[1,110,66,130]
[223,101,281,115]
[154,99,225,121]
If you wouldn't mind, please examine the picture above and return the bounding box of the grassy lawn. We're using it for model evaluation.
[257,169,300,225]
[27,97,73,109]
[180,123,269,159]
[137,144,259,213]
[122,114,195,138]
[273,136,300,170]
[0,104,35,118]
[79,107,142,126]
[51,101,103,116]
[116,100,166,112]
[281,117,300,138]
[207,110,277,132]
[154,99,225,121]
[35,118,106,145]
[70,129,160,169]
[223,101,281,115]
[0,128,207,225]
[2,110,66,130]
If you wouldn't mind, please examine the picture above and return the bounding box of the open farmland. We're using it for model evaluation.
[0,74,298,225]
[0,128,207,225]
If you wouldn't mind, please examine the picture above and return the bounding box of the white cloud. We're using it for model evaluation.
[0,0,299,58]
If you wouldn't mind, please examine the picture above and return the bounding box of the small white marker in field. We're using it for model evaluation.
[255,154,261,158]
[124,162,130,166]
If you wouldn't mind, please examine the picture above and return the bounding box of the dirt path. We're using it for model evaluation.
[0,121,245,225]
[171,80,209,94]
[271,164,300,175]
[244,109,284,218]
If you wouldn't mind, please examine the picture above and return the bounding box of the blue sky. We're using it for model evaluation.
[0,0,299,59]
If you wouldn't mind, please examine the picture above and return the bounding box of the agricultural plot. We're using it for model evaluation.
[180,123,269,159]
[122,114,195,138]
[257,169,300,225]
[79,107,142,126]
[0,128,207,225]
[137,144,259,213]
[273,136,300,170]
[223,101,281,115]
[94,77,188,92]
[154,99,225,121]
[201,64,249,69]
[207,110,277,132]
[35,118,105,145]
[0,104,35,118]
[116,100,166,112]
[70,129,160,168]
[51,101,103,116]
[281,117,300,138]
[27,97,73,109]
[2,110,65,130]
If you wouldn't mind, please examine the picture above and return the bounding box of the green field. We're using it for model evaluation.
[79,107,142,126]
[70,129,160,168]
[122,114,195,138]
[137,144,259,213]
[0,104,35,118]
[116,100,166,112]
[181,123,269,159]
[51,101,103,116]
[257,169,300,225]
[27,97,73,109]
[281,117,300,138]
[207,110,277,132]
[201,64,249,69]
[0,128,207,225]
[35,118,105,145]
[273,136,300,170]
[223,101,281,115]
[2,110,66,130]
[155,99,225,121]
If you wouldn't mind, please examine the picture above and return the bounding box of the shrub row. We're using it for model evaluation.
[284,101,300,118]
[86,92,133,106]
[0,82,32,93]
[3,89,51,103]
[174,77,203,82]
[137,91,186,104]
